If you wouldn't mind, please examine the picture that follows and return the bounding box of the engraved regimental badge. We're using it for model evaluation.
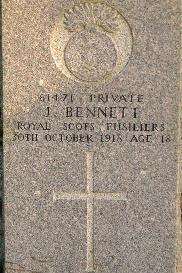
[50,0,132,84]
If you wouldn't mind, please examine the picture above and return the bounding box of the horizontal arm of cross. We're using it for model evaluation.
[53,191,127,202]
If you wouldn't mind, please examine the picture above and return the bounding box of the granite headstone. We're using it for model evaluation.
[3,0,181,273]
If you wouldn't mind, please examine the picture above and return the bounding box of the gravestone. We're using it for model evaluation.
[3,0,181,273]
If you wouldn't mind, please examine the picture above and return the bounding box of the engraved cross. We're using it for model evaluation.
[53,152,127,272]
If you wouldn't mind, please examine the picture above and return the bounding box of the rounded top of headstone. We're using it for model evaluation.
[50,0,133,84]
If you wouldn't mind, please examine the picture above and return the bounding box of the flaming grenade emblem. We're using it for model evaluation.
[50,1,132,83]
[64,3,119,82]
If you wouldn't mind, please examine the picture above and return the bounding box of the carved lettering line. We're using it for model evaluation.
[6,262,41,273]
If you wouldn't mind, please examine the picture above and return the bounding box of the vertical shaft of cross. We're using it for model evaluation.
[86,152,94,272]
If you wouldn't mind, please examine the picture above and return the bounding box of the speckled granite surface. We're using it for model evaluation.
[0,0,4,268]
[0,145,3,273]
[3,1,181,273]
